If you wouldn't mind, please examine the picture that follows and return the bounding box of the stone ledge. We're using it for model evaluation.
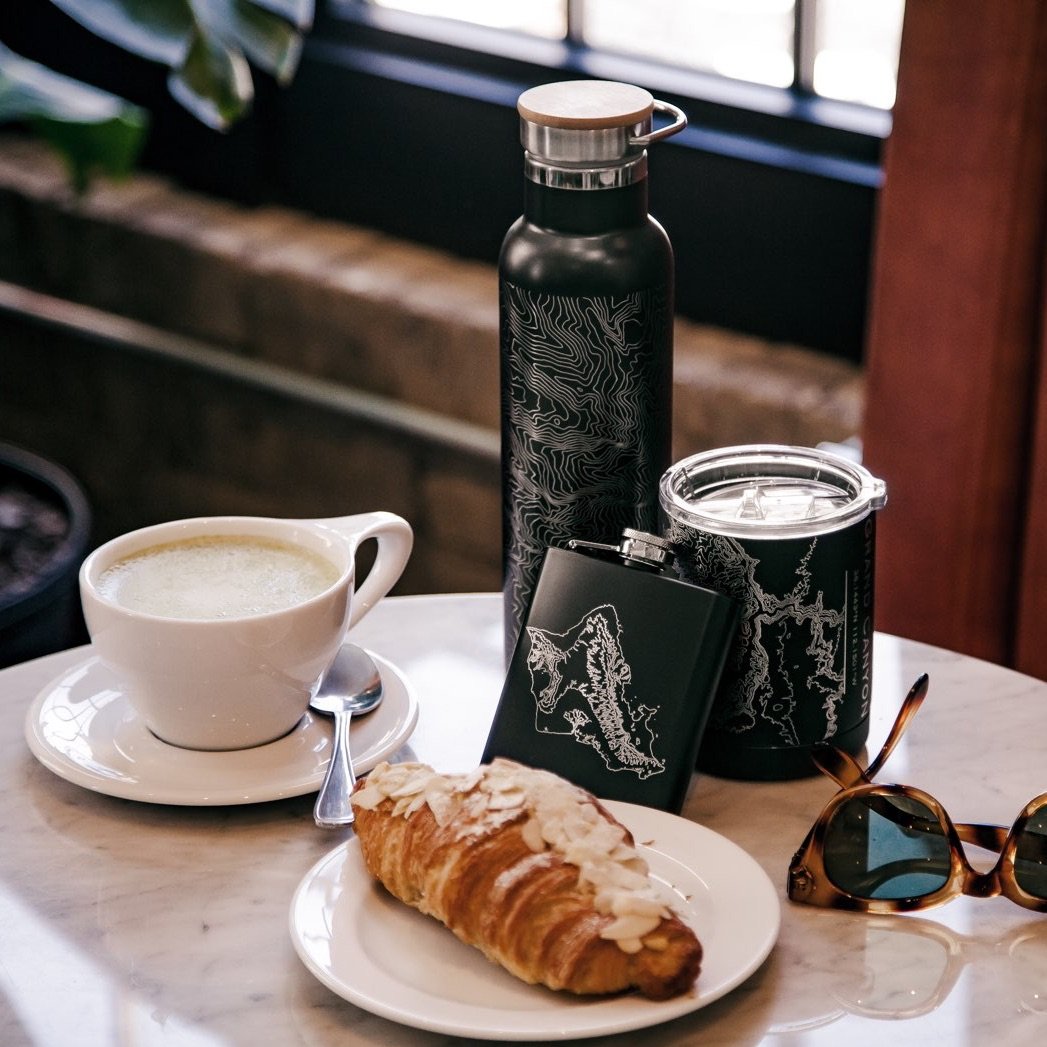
[0,134,863,455]
[0,282,502,595]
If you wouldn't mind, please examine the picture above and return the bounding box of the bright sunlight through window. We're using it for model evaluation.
[368,0,905,109]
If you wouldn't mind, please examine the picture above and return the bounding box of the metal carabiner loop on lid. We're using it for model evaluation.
[629,99,687,147]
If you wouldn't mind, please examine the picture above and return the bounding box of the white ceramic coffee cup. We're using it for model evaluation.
[79,512,413,751]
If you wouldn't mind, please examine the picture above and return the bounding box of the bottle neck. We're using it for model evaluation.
[523,179,649,233]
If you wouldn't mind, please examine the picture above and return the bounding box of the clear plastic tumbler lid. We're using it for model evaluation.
[659,445,887,539]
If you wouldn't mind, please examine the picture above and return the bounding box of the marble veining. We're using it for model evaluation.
[2,593,1047,1045]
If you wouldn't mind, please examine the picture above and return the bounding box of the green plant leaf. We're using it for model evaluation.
[47,0,316,124]
[245,0,313,31]
[167,26,253,130]
[35,114,149,193]
[49,0,193,66]
[1,0,315,190]
[0,43,148,191]
[193,0,304,84]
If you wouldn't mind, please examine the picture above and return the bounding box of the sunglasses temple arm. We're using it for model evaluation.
[811,744,867,788]
[810,675,931,787]
[864,674,930,781]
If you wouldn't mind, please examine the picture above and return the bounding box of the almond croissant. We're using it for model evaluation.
[350,758,702,999]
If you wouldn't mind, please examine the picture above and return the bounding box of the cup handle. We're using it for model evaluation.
[313,512,414,629]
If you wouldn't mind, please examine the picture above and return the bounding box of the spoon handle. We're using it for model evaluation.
[314,710,356,828]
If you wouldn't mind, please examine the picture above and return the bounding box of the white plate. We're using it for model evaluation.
[24,649,418,806]
[289,800,780,1041]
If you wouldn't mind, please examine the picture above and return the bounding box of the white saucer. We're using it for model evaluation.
[24,649,418,806]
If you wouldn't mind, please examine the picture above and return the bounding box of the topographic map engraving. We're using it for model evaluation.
[500,283,667,644]
[670,528,846,746]
[525,604,665,779]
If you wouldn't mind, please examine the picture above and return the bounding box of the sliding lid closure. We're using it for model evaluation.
[518,80,687,190]
[660,445,888,540]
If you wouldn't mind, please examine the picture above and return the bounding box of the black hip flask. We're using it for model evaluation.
[483,530,737,813]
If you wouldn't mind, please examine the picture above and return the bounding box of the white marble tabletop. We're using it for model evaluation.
[3,593,1047,1046]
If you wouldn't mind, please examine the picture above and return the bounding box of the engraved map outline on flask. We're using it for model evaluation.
[500,282,668,643]
[669,528,847,747]
[524,603,666,779]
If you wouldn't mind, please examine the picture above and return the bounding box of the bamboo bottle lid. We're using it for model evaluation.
[517,81,655,130]
[516,80,686,189]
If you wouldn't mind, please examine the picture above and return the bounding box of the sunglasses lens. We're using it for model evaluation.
[1015,805,1047,898]
[824,793,951,900]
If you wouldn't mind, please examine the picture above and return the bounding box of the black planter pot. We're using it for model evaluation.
[0,443,92,668]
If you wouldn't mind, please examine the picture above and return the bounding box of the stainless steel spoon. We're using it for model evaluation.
[310,643,384,828]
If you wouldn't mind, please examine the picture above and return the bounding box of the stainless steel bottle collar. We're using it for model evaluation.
[520,97,687,190]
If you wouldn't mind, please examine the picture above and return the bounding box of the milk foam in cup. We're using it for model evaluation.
[97,535,341,620]
[79,512,413,751]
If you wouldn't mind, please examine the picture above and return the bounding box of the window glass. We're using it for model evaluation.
[583,0,795,89]
[368,0,566,38]
[813,0,905,108]
[365,0,905,110]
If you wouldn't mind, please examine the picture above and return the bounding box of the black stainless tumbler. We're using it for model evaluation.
[660,445,888,780]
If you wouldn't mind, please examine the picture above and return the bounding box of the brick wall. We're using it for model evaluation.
[0,134,864,596]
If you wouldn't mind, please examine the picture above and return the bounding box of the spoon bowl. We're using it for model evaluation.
[310,644,384,828]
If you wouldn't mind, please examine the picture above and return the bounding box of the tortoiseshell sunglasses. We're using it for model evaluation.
[789,674,1047,913]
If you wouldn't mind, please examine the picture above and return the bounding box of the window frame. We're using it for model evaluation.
[321,1,891,164]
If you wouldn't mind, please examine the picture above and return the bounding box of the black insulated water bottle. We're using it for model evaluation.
[499,79,687,658]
